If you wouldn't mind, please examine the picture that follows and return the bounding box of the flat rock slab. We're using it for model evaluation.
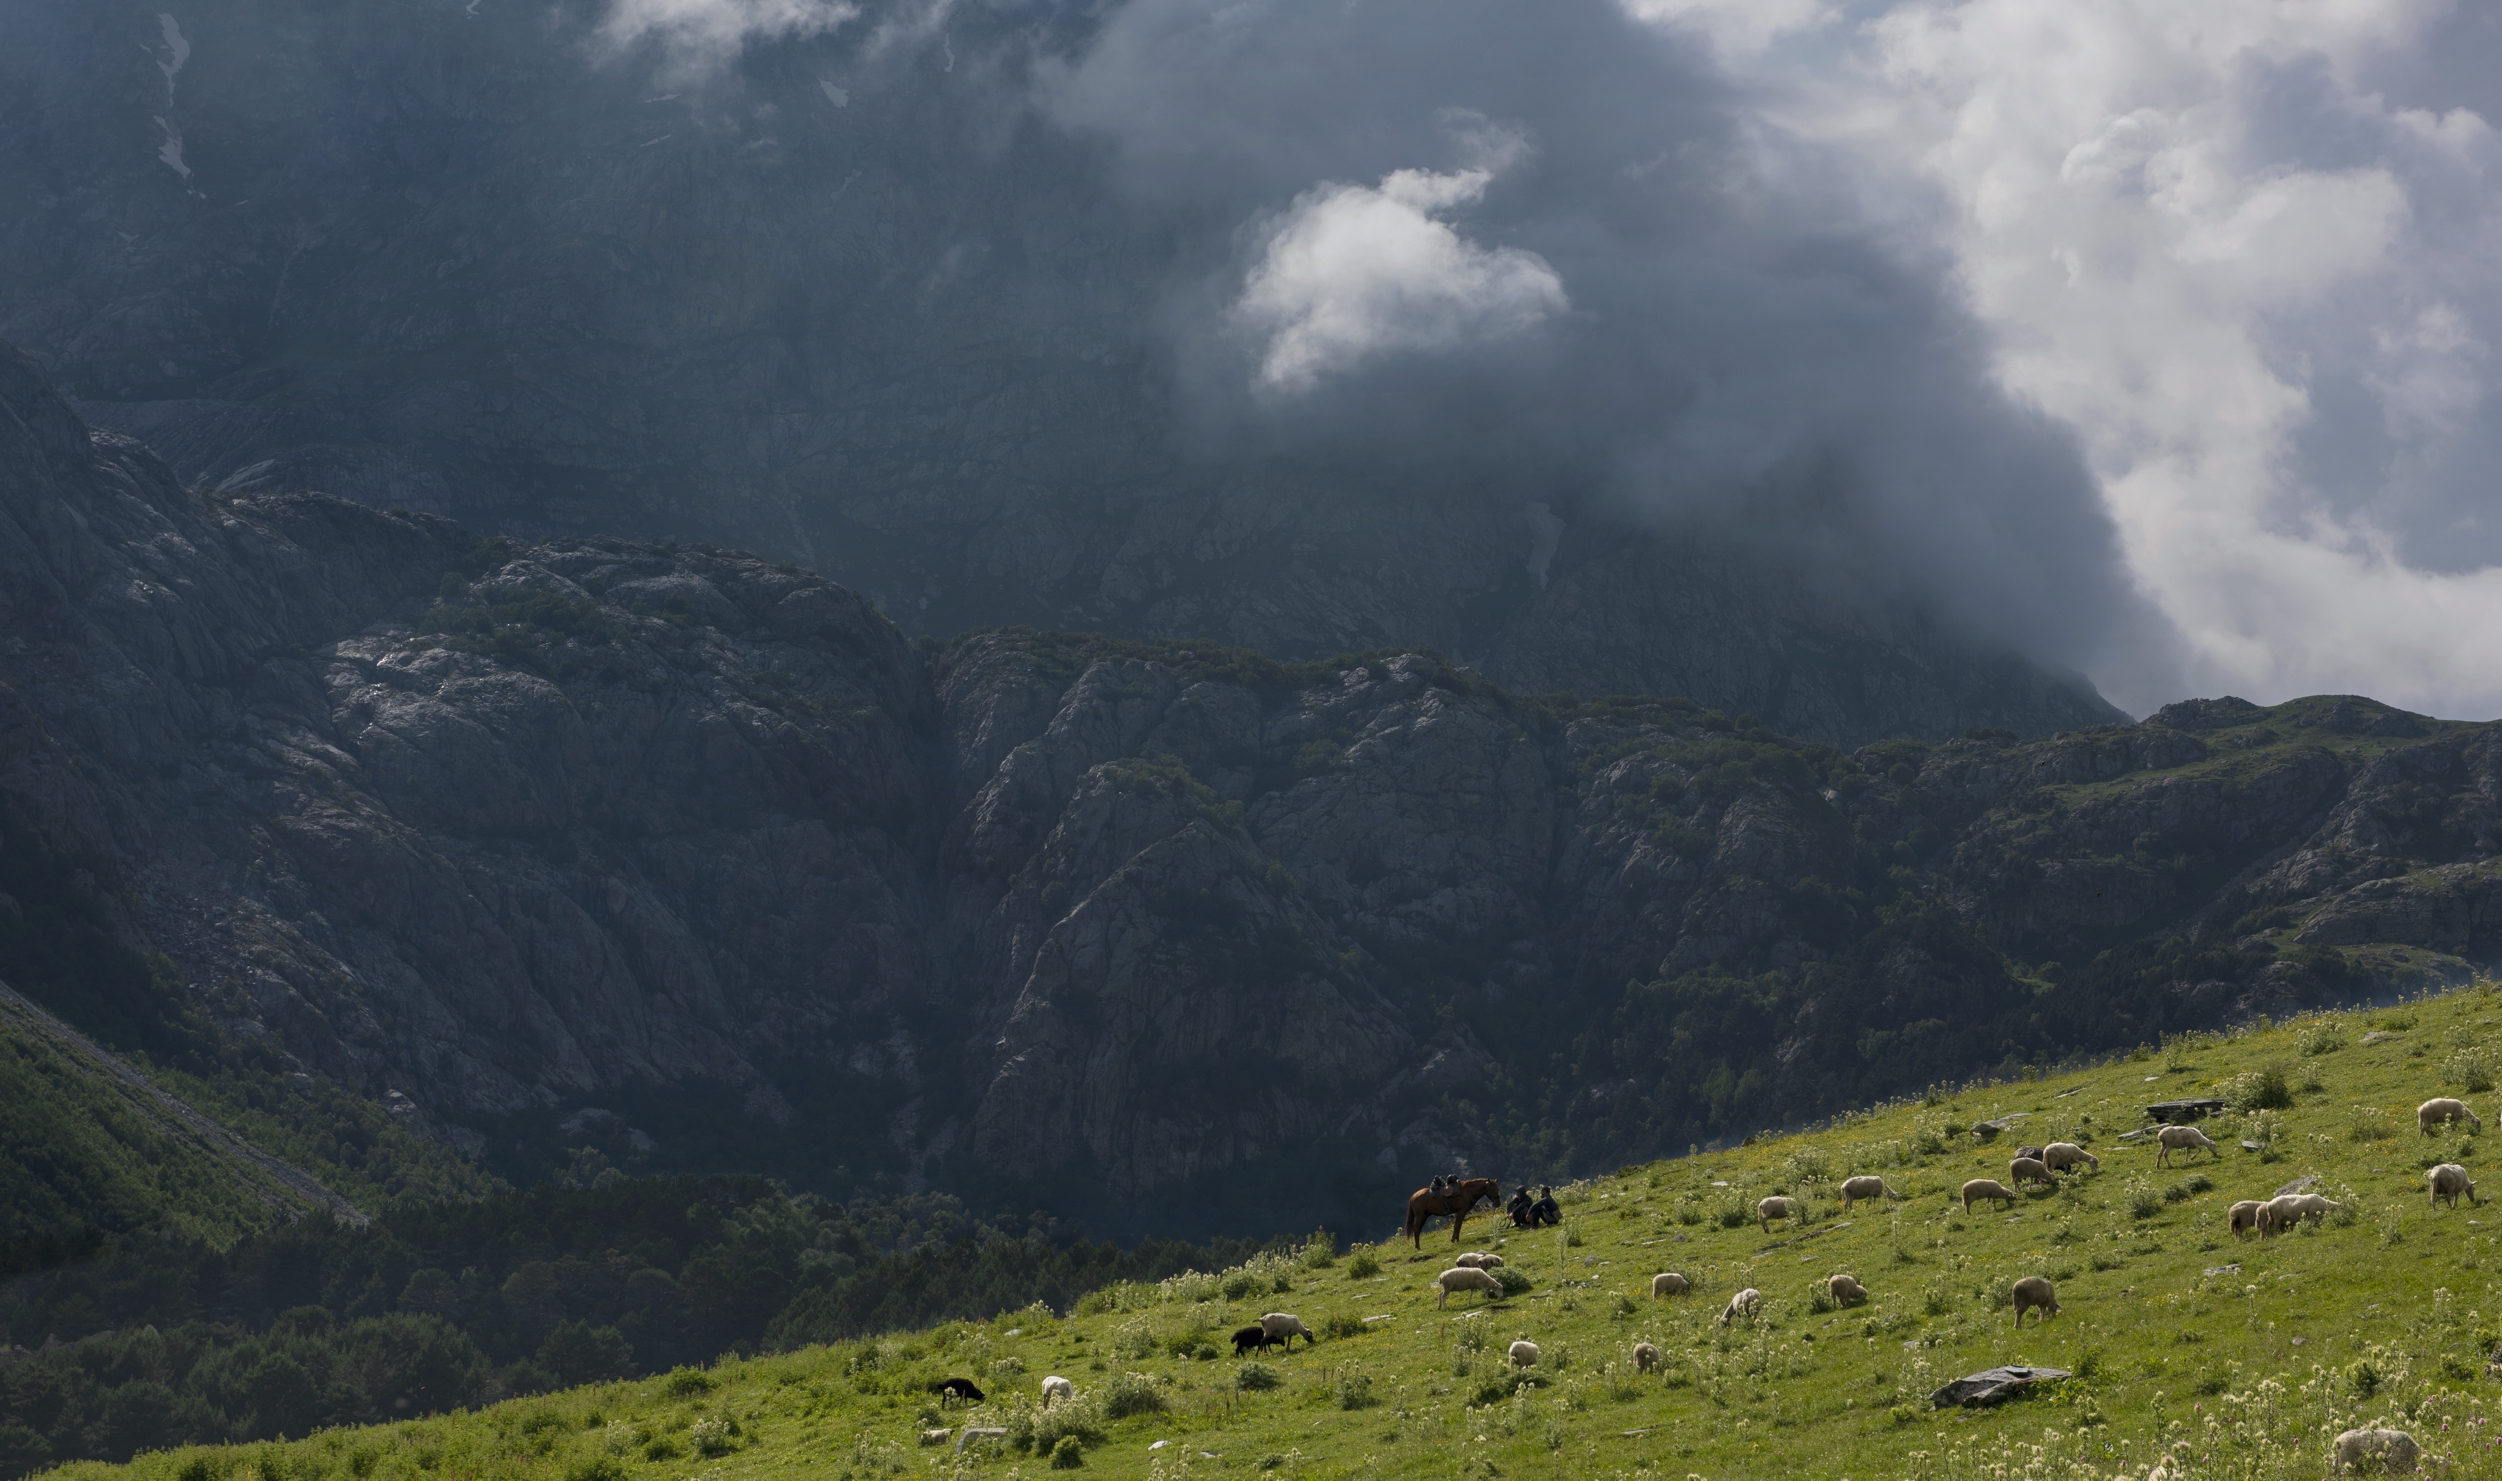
[955,1428,1008,1454]
[1930,1366,2071,1408]
[2146,1099,2225,1123]
[2274,1174,2322,1197]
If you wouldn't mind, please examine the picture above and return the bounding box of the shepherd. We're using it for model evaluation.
[1405,1177,1502,1247]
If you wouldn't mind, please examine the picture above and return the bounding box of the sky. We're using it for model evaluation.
[611,0,2502,719]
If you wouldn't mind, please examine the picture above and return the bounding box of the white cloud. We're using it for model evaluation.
[1638,0,2502,716]
[598,0,857,68]
[1232,153,1567,392]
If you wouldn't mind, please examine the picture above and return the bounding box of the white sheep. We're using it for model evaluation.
[2009,1156,2055,1189]
[1508,1338,1540,1368]
[1717,1288,1763,1326]
[1258,1313,1315,1349]
[2258,1193,2340,1234]
[1453,1251,1505,1269]
[1826,1273,1867,1307]
[1434,1267,1503,1308]
[2155,1124,2219,1166]
[1838,1175,1900,1212]
[2010,1276,2061,1327]
[1756,1195,1802,1232]
[2429,1163,2480,1209]
[1631,1341,1659,1373]
[2420,1098,2482,1136]
[1040,1376,1074,1407]
[2227,1199,2264,1239]
[2042,1142,2099,1174]
[1960,1178,2017,1212]
[2333,1426,2423,1473]
[1650,1272,1691,1298]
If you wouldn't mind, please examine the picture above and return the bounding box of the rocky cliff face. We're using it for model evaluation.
[0,0,2123,748]
[4,348,2495,1236]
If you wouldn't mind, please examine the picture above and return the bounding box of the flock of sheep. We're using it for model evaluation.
[1414,1096,2491,1473]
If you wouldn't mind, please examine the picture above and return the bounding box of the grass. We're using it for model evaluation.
[50,985,2502,1481]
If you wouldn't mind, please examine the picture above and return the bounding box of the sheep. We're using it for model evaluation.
[1718,1288,1763,1326]
[1508,1338,1540,1368]
[1826,1273,1867,1307]
[1839,1175,1900,1212]
[2228,1199,2264,1239]
[1434,1267,1504,1309]
[2420,1098,2482,1136]
[1756,1195,1802,1232]
[2042,1142,2100,1174]
[1961,1178,2018,1213]
[2332,1426,2423,1473]
[2011,1275,2061,1327]
[1651,1272,1691,1298]
[2155,1124,2219,1167]
[2009,1156,2055,1189]
[934,1377,986,1404]
[1453,1251,1505,1269]
[2258,1193,2341,1234]
[1631,1341,1659,1373]
[2429,1163,2480,1209]
[1259,1313,1315,1349]
[2012,1145,2046,1165]
[1231,1325,1271,1356]
[1041,1376,1075,1407]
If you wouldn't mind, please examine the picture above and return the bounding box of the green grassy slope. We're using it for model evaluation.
[0,983,364,1249]
[49,985,2502,1481]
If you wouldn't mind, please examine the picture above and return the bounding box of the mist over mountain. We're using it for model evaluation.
[0,0,2158,744]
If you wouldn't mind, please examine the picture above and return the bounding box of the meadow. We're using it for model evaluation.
[52,985,2502,1481]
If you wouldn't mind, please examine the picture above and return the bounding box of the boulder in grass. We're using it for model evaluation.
[1929,1366,2070,1409]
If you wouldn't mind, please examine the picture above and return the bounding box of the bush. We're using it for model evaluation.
[1300,1231,1338,1269]
[689,1418,734,1457]
[1050,1435,1085,1469]
[2445,1049,2496,1094]
[1220,1271,1263,1301]
[564,1460,628,1481]
[1323,1313,1368,1340]
[1336,1371,1375,1410]
[1491,1267,1533,1296]
[2224,1066,2293,1112]
[1236,1363,1281,1393]
[2349,1105,2399,1142]
[663,1368,715,1397]
[2298,1021,2346,1055]
[1099,1371,1167,1419]
[2126,1179,2162,1220]
[1346,1250,1382,1279]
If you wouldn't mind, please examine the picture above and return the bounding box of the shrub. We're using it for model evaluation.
[1323,1313,1368,1340]
[1300,1231,1338,1269]
[2224,1066,2293,1112]
[1050,1435,1085,1469]
[1563,1228,1584,1247]
[663,1368,715,1397]
[1005,1394,1105,1456]
[1220,1271,1263,1302]
[1100,1371,1167,1419]
[1336,1371,1375,1410]
[1491,1267,1533,1297]
[2126,1179,2162,1220]
[2297,1020,2346,1055]
[1781,1146,1832,1185]
[992,1356,1026,1376]
[564,1461,628,1481]
[2445,1048,2496,1094]
[1346,1250,1382,1279]
[1236,1363,1281,1393]
[2349,1105,2399,1141]
[641,1438,682,1462]
[689,1419,734,1458]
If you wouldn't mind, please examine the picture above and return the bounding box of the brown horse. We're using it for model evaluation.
[1405,1179,1502,1248]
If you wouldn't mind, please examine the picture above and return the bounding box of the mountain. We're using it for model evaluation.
[3,343,2498,1238]
[0,0,2127,748]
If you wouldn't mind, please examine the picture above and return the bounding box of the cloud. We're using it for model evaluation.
[1232,143,1567,392]
[1700,0,2502,716]
[598,0,858,68]
[1042,0,2167,690]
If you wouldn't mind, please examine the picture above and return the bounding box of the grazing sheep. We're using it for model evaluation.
[2043,1142,2100,1174]
[2429,1163,2480,1209]
[1508,1338,1540,1368]
[1231,1325,1271,1356]
[2420,1098,2482,1136]
[2228,1200,2264,1239]
[2011,1276,2061,1327]
[2258,1193,2341,1234]
[935,1377,986,1404]
[2155,1124,2219,1167]
[1631,1341,1659,1373]
[1041,1376,1074,1407]
[1756,1195,1802,1232]
[1961,1178,2018,1213]
[1838,1175,1900,1212]
[2332,1427,2423,1473]
[1718,1288,1763,1326]
[1651,1272,1691,1298]
[1434,1267,1504,1309]
[1453,1251,1505,1269]
[2010,1156,2055,1189]
[1826,1273,1867,1307]
[1259,1313,1316,1349]
[2012,1146,2045,1165]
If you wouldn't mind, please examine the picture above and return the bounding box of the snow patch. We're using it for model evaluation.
[156,14,188,102]
[818,78,848,107]
[152,117,190,179]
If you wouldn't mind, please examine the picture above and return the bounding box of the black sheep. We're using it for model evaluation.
[1231,1325,1271,1356]
[935,1377,986,1404]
